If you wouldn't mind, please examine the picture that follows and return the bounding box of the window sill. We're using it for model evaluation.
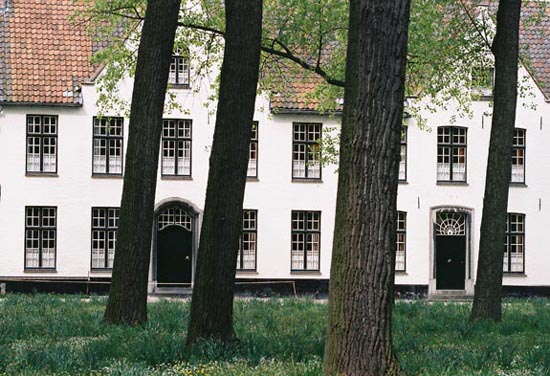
[23,269,57,273]
[398,180,408,185]
[510,182,527,188]
[291,178,323,184]
[436,181,468,186]
[395,271,408,275]
[26,172,58,178]
[503,272,527,277]
[91,174,124,179]
[89,269,112,274]
[471,91,493,101]
[161,175,193,181]
[168,84,191,90]
[291,270,322,275]
[246,177,259,182]
[236,270,259,275]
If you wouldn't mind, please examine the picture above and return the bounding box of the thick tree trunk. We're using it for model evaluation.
[323,1,410,375]
[186,0,262,344]
[470,0,522,323]
[103,0,181,325]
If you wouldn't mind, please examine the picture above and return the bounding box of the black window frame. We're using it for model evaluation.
[24,206,57,270]
[511,128,526,184]
[168,55,190,87]
[237,209,258,271]
[291,210,321,271]
[396,211,406,272]
[160,119,193,178]
[247,121,259,178]
[92,116,124,176]
[26,114,58,174]
[399,126,407,181]
[437,126,467,182]
[504,213,525,274]
[91,207,120,270]
[292,123,322,180]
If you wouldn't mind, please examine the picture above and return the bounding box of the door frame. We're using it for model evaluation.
[149,197,201,291]
[429,206,474,297]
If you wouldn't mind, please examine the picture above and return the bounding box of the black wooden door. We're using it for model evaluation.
[436,236,466,290]
[157,226,192,286]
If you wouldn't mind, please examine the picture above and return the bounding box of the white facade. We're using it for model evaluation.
[1,63,549,297]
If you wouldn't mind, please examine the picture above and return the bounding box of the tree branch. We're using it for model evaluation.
[177,22,344,87]
[458,0,493,52]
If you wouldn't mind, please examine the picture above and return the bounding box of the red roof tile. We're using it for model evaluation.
[0,0,95,105]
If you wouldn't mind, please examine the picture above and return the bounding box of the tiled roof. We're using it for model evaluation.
[1,1,550,107]
[270,65,342,113]
[0,0,95,105]
[272,2,550,112]
[519,3,550,101]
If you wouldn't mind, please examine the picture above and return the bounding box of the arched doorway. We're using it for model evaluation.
[434,211,466,290]
[153,203,197,288]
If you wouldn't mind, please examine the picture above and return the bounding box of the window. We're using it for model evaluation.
[25,207,56,269]
[92,117,123,175]
[396,211,406,272]
[237,210,257,271]
[169,55,190,86]
[437,126,467,182]
[26,115,58,173]
[91,207,120,269]
[399,127,407,181]
[504,213,525,273]
[247,122,259,178]
[292,123,321,179]
[291,211,320,271]
[471,66,494,97]
[511,128,525,184]
[161,119,192,177]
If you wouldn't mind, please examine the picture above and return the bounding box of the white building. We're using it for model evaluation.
[1,1,549,298]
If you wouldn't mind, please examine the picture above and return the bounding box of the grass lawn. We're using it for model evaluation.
[1,295,550,375]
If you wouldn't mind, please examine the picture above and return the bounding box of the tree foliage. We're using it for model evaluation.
[77,0,531,119]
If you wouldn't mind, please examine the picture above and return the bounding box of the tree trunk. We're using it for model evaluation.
[323,1,410,375]
[470,0,522,323]
[103,0,182,325]
[186,0,262,344]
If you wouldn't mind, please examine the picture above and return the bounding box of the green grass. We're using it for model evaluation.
[1,295,550,375]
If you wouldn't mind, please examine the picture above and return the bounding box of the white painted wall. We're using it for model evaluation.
[0,66,549,292]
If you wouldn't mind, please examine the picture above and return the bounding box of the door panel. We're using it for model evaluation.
[157,226,192,286]
[436,236,466,290]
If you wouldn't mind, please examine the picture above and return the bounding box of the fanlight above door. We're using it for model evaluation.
[435,212,465,236]
[158,207,192,231]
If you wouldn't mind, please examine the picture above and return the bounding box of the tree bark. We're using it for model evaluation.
[186,0,262,344]
[323,1,410,375]
[103,0,182,325]
[470,0,522,323]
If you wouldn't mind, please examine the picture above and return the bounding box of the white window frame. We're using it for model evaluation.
[169,55,190,86]
[25,207,56,270]
[511,128,525,184]
[92,117,124,175]
[247,121,259,178]
[437,126,467,182]
[504,213,525,273]
[396,211,406,272]
[26,115,58,174]
[161,119,192,177]
[291,210,321,271]
[237,209,257,271]
[292,123,322,180]
[91,207,120,270]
